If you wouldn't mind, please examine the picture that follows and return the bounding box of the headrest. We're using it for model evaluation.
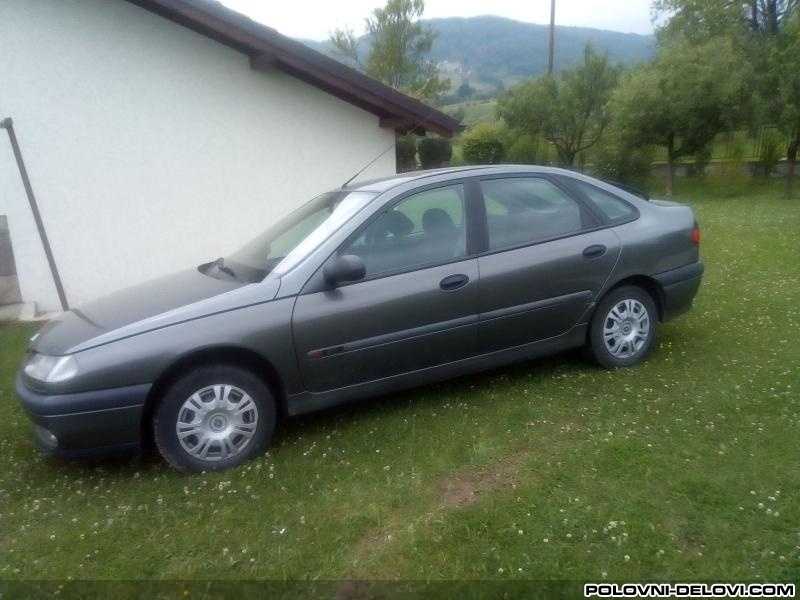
[422,208,455,232]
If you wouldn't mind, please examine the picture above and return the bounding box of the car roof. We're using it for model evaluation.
[344,165,650,206]
[345,165,592,193]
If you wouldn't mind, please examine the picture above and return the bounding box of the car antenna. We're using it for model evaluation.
[340,104,450,189]
[341,141,397,189]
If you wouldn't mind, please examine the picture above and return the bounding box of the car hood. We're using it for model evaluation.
[31,268,281,355]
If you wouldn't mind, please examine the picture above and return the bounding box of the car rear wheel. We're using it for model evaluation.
[589,286,658,369]
[153,365,276,472]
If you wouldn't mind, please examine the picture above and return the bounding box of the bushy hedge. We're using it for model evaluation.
[396,134,418,172]
[461,123,507,165]
[418,136,453,169]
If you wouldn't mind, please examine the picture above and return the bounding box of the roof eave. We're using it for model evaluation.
[125,0,461,137]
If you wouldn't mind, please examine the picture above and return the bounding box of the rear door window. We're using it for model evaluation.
[480,178,585,250]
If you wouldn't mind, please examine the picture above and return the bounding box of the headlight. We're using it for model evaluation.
[23,354,79,383]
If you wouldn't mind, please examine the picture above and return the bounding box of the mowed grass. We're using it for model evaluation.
[445,99,499,126]
[0,180,798,593]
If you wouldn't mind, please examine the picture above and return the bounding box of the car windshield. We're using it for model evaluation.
[207,190,376,283]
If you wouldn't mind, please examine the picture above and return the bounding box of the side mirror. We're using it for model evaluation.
[323,254,366,286]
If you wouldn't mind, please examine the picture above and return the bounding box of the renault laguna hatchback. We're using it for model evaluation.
[16,166,703,472]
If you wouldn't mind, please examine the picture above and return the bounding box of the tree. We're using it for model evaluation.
[497,46,620,167]
[456,82,474,101]
[653,0,798,41]
[766,16,800,197]
[653,0,800,196]
[330,0,449,102]
[610,38,747,196]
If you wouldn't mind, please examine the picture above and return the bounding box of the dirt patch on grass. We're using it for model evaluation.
[336,579,371,600]
[344,447,535,585]
[439,448,533,508]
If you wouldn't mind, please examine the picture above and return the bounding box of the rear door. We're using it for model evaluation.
[475,175,621,353]
[292,182,481,393]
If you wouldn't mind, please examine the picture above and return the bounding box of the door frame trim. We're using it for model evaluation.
[479,289,593,322]
[307,312,479,360]
[287,324,588,416]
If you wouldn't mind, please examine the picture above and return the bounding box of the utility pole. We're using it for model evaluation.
[548,0,556,75]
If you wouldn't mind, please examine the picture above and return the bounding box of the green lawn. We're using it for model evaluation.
[445,99,498,127]
[1,180,798,596]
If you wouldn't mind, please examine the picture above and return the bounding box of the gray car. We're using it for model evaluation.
[16,166,703,472]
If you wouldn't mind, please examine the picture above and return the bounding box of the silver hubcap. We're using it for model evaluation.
[176,385,258,462]
[603,299,650,359]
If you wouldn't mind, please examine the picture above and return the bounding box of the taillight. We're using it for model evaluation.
[691,226,701,244]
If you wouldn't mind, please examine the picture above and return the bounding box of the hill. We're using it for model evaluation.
[302,15,654,91]
[426,16,653,84]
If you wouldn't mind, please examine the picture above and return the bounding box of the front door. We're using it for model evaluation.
[292,182,480,393]
[475,176,621,353]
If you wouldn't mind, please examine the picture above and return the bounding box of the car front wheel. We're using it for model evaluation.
[589,286,658,369]
[153,365,276,472]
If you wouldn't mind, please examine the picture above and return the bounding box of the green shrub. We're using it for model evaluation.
[449,142,467,167]
[418,136,453,169]
[506,134,540,165]
[461,123,507,165]
[396,135,417,172]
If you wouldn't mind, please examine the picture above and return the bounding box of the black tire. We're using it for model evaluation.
[153,365,276,472]
[588,285,658,369]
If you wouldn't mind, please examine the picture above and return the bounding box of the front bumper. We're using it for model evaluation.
[654,261,704,321]
[15,374,150,458]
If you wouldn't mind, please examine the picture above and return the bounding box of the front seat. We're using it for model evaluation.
[422,208,460,260]
[364,210,415,273]
[422,208,456,236]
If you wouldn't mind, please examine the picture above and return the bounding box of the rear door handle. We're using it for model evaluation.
[440,273,469,290]
[583,244,607,259]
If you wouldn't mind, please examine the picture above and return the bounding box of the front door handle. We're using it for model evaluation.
[583,244,607,259]
[440,273,470,290]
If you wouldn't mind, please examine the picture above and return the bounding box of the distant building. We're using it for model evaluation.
[437,60,465,75]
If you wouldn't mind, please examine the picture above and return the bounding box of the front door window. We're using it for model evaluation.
[340,184,466,277]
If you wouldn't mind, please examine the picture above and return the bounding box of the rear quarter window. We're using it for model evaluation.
[572,180,637,224]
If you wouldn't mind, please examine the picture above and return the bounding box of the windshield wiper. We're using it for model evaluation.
[211,257,237,279]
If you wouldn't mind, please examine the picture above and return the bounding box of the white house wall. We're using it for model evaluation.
[0,0,396,312]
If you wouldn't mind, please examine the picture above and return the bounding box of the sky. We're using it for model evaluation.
[220,0,656,41]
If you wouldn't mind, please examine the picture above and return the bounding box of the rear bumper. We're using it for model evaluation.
[654,262,704,321]
[15,374,149,459]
